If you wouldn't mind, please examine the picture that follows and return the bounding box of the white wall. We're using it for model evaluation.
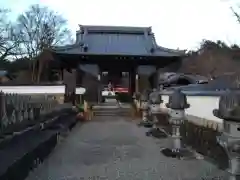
[75,87,86,94]
[161,95,222,123]
[0,85,86,95]
[0,85,66,94]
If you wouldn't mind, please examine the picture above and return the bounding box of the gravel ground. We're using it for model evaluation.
[26,116,228,180]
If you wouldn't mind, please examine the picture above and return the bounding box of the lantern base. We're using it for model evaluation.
[161,148,195,160]
[226,157,240,176]
[146,128,168,138]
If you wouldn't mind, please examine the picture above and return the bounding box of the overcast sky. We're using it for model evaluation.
[1,0,240,50]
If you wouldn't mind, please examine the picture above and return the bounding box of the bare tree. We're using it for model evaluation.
[0,9,19,62]
[231,6,240,23]
[14,4,72,82]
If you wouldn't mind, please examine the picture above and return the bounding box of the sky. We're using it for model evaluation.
[1,0,240,50]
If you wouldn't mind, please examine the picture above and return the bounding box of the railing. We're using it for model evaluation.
[0,92,59,136]
[0,89,80,180]
[0,85,66,94]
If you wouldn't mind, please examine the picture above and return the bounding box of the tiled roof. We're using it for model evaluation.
[159,73,209,85]
[165,74,239,91]
[53,25,185,57]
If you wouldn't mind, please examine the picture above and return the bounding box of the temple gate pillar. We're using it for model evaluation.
[97,73,101,103]
[79,64,100,103]
[135,74,139,93]
[63,69,76,105]
[137,65,157,92]
[60,68,64,81]
[130,67,136,95]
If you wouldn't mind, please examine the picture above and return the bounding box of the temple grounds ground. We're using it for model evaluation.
[26,116,227,180]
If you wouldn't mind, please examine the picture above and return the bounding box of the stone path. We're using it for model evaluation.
[26,117,227,180]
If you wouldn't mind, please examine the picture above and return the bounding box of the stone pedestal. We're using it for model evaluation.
[213,90,240,179]
[169,109,184,150]
[216,122,240,178]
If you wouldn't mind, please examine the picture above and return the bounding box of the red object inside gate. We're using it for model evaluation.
[113,85,129,93]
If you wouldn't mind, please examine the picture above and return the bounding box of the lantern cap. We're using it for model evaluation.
[213,90,240,122]
[165,89,190,110]
[149,90,163,104]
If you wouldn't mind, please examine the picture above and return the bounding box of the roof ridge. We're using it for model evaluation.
[52,44,79,51]
[78,24,152,34]
[142,32,155,53]
[157,46,186,53]
[79,24,151,29]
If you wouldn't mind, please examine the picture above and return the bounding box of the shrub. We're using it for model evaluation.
[116,92,133,103]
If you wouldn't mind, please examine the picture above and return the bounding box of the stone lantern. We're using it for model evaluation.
[149,89,163,113]
[161,89,192,159]
[146,89,167,137]
[159,84,164,91]
[138,90,152,127]
[213,90,240,178]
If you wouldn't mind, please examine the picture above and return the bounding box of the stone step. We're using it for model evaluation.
[93,109,131,116]
[92,102,132,117]
[94,112,130,116]
[92,106,119,110]
[93,109,130,112]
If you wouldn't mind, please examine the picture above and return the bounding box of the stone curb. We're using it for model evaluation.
[0,109,78,180]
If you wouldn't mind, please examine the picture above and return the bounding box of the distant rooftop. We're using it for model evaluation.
[53,25,186,57]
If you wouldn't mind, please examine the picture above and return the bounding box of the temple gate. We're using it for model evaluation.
[38,25,185,103]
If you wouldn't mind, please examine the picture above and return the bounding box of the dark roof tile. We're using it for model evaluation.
[53,25,185,57]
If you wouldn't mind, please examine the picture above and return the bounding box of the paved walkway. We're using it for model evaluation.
[26,117,227,180]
